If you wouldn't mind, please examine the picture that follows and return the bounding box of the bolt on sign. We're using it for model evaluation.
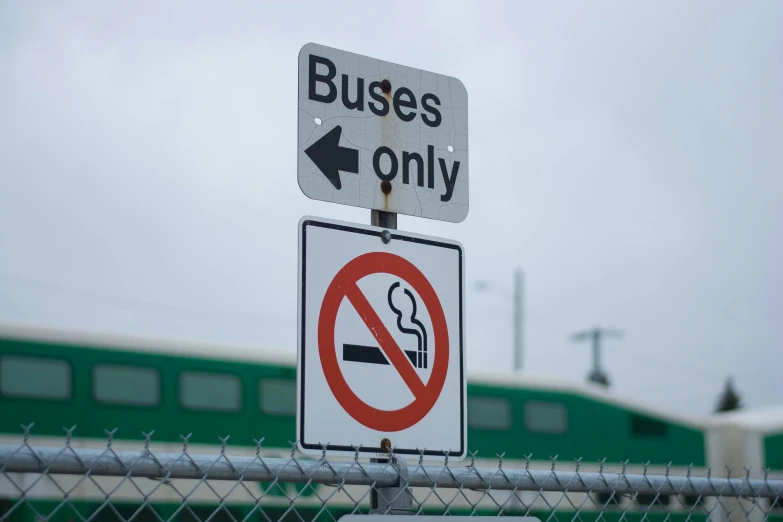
[297,217,466,458]
[297,43,469,223]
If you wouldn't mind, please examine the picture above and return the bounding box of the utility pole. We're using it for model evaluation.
[513,269,523,372]
[571,327,622,386]
[474,267,525,372]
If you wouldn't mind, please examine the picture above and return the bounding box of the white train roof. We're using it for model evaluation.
[0,323,298,366]
[0,322,716,429]
[468,370,709,429]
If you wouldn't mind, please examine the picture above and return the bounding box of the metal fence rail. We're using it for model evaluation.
[1,429,782,522]
[3,444,783,498]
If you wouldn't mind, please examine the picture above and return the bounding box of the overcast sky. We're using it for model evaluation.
[1,1,781,416]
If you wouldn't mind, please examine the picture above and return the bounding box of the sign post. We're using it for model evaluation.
[295,43,469,515]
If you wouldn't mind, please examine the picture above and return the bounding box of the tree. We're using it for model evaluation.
[715,376,742,412]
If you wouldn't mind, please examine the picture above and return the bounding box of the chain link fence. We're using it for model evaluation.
[1,427,782,522]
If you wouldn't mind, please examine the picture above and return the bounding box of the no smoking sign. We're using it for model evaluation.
[297,217,466,459]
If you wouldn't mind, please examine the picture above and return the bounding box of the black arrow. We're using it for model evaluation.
[304,125,358,190]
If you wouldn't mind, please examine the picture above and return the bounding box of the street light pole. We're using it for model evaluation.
[474,267,525,373]
[513,269,523,372]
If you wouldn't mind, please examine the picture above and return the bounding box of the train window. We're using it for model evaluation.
[0,356,70,400]
[524,401,568,434]
[180,372,241,412]
[636,493,670,506]
[630,413,668,437]
[468,397,511,430]
[93,364,160,406]
[596,492,621,505]
[683,494,703,507]
[260,379,297,416]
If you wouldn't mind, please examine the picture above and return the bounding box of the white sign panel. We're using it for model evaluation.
[297,43,469,223]
[297,216,466,458]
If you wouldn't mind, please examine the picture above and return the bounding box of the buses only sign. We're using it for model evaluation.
[297,216,466,458]
[297,43,469,223]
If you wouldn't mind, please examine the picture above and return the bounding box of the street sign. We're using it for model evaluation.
[297,216,466,458]
[297,43,469,223]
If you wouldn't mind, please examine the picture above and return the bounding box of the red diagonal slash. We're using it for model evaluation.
[317,251,449,432]
[344,282,427,398]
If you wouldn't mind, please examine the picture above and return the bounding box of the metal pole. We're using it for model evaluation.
[370,210,412,515]
[592,330,601,377]
[369,454,413,514]
[513,269,523,372]
[372,210,397,229]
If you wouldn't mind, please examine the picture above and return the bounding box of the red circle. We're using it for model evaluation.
[318,252,449,432]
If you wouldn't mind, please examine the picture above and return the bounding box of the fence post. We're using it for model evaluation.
[370,455,413,515]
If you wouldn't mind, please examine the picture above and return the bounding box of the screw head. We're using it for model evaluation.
[380,180,392,194]
[381,230,391,244]
[381,79,391,94]
[380,438,392,452]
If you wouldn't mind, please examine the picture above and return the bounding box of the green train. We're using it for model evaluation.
[1,325,780,522]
